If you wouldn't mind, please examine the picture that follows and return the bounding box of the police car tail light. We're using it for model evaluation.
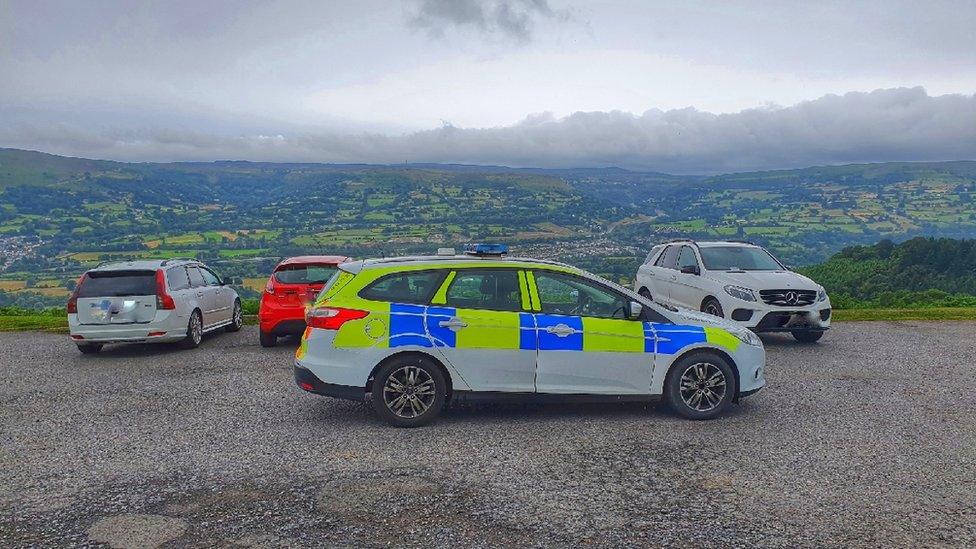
[155,269,177,310]
[306,307,368,330]
[66,273,87,314]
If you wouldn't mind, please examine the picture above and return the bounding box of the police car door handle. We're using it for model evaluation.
[546,324,575,337]
[438,318,468,330]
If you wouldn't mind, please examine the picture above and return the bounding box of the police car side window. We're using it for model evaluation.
[360,271,445,304]
[534,272,629,320]
[445,269,521,312]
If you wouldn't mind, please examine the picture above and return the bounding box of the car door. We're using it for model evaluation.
[529,270,653,395]
[652,245,680,306]
[670,245,706,309]
[427,268,537,392]
[200,266,233,323]
[186,266,219,327]
[635,245,665,300]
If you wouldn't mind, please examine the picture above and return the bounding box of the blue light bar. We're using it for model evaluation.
[464,243,509,256]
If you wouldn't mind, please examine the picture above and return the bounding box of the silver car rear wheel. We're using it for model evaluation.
[180,311,203,349]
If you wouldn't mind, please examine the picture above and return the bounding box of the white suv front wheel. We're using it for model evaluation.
[701,297,724,318]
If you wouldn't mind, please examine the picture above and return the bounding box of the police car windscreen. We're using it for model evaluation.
[274,265,338,284]
[699,247,782,271]
[77,270,157,297]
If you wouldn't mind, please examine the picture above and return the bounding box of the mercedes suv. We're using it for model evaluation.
[66,259,243,353]
[635,240,830,342]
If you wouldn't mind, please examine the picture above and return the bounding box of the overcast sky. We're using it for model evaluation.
[1,0,975,173]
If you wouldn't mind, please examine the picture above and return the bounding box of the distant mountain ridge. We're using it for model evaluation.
[1,148,975,286]
[4,147,975,183]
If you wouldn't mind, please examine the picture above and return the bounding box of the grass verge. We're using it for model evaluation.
[0,315,260,333]
[831,307,976,321]
[1,310,974,334]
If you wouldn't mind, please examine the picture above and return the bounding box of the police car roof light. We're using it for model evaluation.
[464,243,508,256]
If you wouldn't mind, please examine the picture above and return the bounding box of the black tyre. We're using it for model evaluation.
[226,300,243,332]
[665,351,737,420]
[179,310,203,349]
[77,343,103,354]
[638,287,653,301]
[259,330,277,348]
[370,355,447,428]
[701,297,724,318]
[792,330,824,343]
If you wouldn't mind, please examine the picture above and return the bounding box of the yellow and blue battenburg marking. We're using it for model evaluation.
[389,303,434,348]
[650,323,706,355]
[362,303,738,354]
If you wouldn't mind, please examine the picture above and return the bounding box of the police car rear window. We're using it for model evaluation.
[77,270,157,298]
[359,271,445,304]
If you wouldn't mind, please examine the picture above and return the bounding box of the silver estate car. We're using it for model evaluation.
[67,259,243,353]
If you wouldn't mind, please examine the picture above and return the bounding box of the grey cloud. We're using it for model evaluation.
[2,88,974,174]
[408,0,565,43]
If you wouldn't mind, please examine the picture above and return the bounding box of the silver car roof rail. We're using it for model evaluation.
[161,257,199,266]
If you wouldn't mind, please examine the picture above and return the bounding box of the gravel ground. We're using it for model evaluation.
[1,322,975,547]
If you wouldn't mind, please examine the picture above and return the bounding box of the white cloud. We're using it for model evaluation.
[4,88,974,174]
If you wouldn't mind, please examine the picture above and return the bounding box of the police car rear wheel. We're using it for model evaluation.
[371,356,446,427]
[666,352,736,420]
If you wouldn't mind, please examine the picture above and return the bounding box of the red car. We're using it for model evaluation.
[258,255,350,347]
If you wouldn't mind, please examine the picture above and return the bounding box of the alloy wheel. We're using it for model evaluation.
[679,362,727,412]
[191,314,202,344]
[383,365,436,418]
[233,303,243,328]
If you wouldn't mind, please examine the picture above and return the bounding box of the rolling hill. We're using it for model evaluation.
[1,148,975,308]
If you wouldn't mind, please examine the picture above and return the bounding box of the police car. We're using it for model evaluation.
[294,245,766,427]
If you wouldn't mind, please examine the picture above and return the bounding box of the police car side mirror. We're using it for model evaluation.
[628,301,643,320]
[680,265,700,275]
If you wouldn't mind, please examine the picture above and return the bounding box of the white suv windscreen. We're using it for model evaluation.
[699,247,783,271]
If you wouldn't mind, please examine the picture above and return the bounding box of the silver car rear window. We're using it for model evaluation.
[78,270,156,297]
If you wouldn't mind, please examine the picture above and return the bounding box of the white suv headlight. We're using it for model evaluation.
[728,325,762,347]
[724,285,757,302]
[817,288,828,302]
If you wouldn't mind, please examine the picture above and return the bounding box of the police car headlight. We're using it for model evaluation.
[817,288,828,302]
[724,285,756,302]
[728,325,762,347]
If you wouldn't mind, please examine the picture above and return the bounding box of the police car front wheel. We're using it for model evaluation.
[665,352,736,420]
[371,356,447,427]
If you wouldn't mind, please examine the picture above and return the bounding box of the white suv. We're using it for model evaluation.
[66,259,244,353]
[635,240,831,342]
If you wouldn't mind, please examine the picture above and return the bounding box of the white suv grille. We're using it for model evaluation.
[759,289,817,307]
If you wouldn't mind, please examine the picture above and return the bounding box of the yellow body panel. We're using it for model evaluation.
[581,317,645,353]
